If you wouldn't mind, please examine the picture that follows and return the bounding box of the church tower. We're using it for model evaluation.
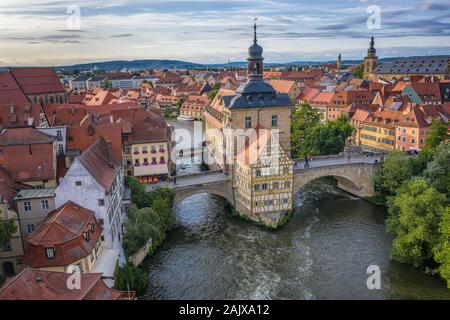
[363,36,378,80]
[247,21,264,80]
[337,53,342,70]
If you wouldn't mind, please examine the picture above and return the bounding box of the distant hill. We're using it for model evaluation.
[56,59,205,72]
[5,57,408,73]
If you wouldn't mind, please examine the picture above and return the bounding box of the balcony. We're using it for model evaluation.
[151,149,157,154]
[143,161,149,166]
[159,160,166,165]
[134,162,140,167]
[151,161,158,165]
[133,151,139,155]
[142,150,148,154]
[159,148,165,153]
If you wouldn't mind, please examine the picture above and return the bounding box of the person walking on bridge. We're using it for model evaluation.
[304,155,309,168]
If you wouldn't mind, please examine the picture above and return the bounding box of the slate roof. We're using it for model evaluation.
[373,56,450,75]
[223,80,292,109]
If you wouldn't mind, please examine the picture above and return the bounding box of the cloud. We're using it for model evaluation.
[110,33,134,38]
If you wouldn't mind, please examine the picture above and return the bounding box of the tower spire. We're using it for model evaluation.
[253,18,258,43]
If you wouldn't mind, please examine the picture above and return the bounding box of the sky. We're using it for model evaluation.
[0,0,449,66]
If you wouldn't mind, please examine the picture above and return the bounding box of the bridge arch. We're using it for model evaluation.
[293,163,379,198]
[174,186,234,206]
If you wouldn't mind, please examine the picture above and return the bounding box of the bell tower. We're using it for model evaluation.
[363,35,378,80]
[247,20,264,80]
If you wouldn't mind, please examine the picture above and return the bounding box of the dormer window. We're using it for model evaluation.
[83,231,90,242]
[88,223,95,233]
[46,247,55,259]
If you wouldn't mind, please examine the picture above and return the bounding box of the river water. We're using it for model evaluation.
[142,120,450,300]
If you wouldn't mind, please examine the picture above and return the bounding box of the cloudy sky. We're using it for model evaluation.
[0,0,449,66]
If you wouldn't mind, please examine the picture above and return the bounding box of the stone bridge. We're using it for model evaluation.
[145,169,234,205]
[146,154,382,205]
[293,155,381,197]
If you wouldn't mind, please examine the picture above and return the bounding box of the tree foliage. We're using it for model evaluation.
[0,219,17,248]
[423,142,450,195]
[352,63,364,79]
[123,177,175,258]
[373,152,414,203]
[386,178,447,267]
[291,103,322,157]
[433,206,450,288]
[303,114,353,156]
[114,263,149,296]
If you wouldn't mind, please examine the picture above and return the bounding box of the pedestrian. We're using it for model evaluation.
[304,155,309,168]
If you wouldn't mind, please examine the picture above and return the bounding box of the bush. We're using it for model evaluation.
[114,263,149,296]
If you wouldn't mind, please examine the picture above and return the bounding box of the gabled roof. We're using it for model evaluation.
[373,55,450,75]
[77,137,121,191]
[9,67,65,95]
[269,80,297,93]
[24,201,102,268]
[0,71,30,104]
[0,268,122,300]
[0,126,55,146]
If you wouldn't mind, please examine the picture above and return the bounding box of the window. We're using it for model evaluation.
[41,200,49,210]
[46,248,55,259]
[24,201,32,212]
[98,199,105,206]
[75,181,82,186]
[245,116,252,129]
[1,241,11,252]
[256,169,261,177]
[273,182,279,189]
[58,144,64,155]
[283,198,289,204]
[254,184,260,191]
[88,223,95,233]
[261,183,268,190]
[271,115,278,127]
[56,130,63,141]
[27,224,35,234]
[83,231,90,242]
[284,181,291,188]
[99,218,104,226]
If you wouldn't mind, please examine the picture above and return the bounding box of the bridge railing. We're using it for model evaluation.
[174,169,224,179]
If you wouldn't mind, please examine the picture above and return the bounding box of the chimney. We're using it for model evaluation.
[87,124,94,136]
[106,141,114,168]
[110,114,114,124]
[9,104,15,114]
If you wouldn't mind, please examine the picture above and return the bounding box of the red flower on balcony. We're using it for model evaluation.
[159,148,165,153]
[151,149,157,154]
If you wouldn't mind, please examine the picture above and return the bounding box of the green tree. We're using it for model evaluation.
[290,103,322,157]
[433,206,450,288]
[114,263,149,296]
[423,120,448,153]
[386,178,447,267]
[423,142,450,195]
[352,63,364,79]
[373,151,414,203]
[0,219,17,247]
[303,114,353,156]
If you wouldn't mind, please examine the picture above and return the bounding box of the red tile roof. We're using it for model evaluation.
[67,115,124,163]
[0,268,122,300]
[24,201,103,268]
[0,167,31,208]
[9,68,65,95]
[0,126,55,146]
[77,137,121,191]
[0,103,41,130]
[43,103,88,126]
[0,71,30,104]
[0,127,56,182]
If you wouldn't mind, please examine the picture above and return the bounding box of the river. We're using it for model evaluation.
[142,120,450,300]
